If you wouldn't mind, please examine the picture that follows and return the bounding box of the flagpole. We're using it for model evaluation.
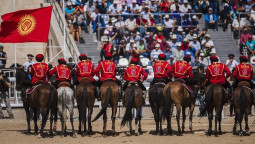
[62,0,66,60]
[13,0,17,68]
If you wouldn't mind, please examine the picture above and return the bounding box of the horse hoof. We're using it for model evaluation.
[135,132,139,136]
[73,133,76,138]
[138,128,142,134]
[126,132,131,136]
[61,135,64,138]
[37,134,42,138]
[239,132,243,136]
[218,131,222,135]
[82,133,86,137]
[53,126,57,132]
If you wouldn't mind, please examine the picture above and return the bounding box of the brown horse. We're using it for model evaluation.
[201,84,226,136]
[233,81,253,136]
[163,74,205,135]
[76,78,95,136]
[121,82,143,135]
[15,68,58,138]
[92,79,119,136]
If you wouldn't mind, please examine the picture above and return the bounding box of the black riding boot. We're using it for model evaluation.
[96,86,101,101]
[119,86,122,102]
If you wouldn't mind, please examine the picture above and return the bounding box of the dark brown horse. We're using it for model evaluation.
[163,74,205,135]
[233,81,253,136]
[76,78,95,136]
[148,80,165,135]
[121,82,143,135]
[201,84,226,136]
[15,68,58,138]
[92,79,119,136]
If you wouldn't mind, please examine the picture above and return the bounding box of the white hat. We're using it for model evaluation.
[210,48,216,54]
[132,0,137,3]
[133,44,137,47]
[122,2,126,5]
[205,44,211,48]
[189,44,193,47]
[172,34,177,39]
[111,17,117,23]
[145,5,149,8]
[67,2,72,6]
[157,39,162,43]
[183,38,188,42]
[130,39,135,43]
[177,26,183,31]
[192,34,198,39]
[164,14,169,19]
[205,34,211,38]
[177,42,182,47]
[101,36,109,42]
[113,1,118,4]
[136,31,140,35]
[250,56,255,64]
[186,51,191,55]
[170,55,174,58]
[155,43,160,47]
[200,53,205,56]
[104,30,109,34]
[192,15,197,20]
[184,0,188,3]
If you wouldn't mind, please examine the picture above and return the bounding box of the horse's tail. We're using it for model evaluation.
[239,87,246,120]
[163,87,172,121]
[81,88,87,125]
[46,86,55,113]
[62,88,67,131]
[200,85,214,116]
[92,86,111,122]
[121,86,135,127]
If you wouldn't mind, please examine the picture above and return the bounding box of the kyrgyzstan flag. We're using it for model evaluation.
[0,6,52,43]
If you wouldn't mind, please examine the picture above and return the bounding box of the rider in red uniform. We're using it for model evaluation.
[94,52,122,100]
[205,56,231,88]
[76,54,95,83]
[151,54,172,85]
[123,58,148,104]
[232,56,254,88]
[49,58,72,88]
[30,54,49,85]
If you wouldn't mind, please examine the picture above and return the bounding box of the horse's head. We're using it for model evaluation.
[193,73,206,95]
[15,68,29,90]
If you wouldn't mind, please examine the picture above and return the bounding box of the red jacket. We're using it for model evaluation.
[172,61,193,79]
[49,65,71,81]
[76,60,95,82]
[123,64,148,81]
[94,60,117,82]
[206,62,231,84]
[233,63,253,81]
[31,62,49,84]
[153,60,172,79]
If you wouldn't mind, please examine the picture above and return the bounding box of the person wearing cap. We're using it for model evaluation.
[126,39,135,59]
[205,7,218,31]
[209,48,221,64]
[246,35,255,56]
[65,2,75,17]
[23,54,35,72]
[0,45,7,69]
[169,54,176,66]
[170,0,179,13]
[123,57,148,104]
[0,71,14,119]
[131,31,141,43]
[94,52,122,99]
[245,0,253,12]
[100,36,112,61]
[189,34,201,55]
[205,56,231,90]
[226,54,239,72]
[76,54,95,83]
[181,38,190,51]
[130,0,140,13]
[172,42,184,61]
[240,28,252,54]
[30,54,49,85]
[190,15,199,33]
[151,43,163,61]
[141,5,151,20]
[200,52,209,67]
[184,44,197,59]
[119,1,127,13]
[164,45,173,60]
[232,16,249,39]
[176,26,185,42]
[151,53,172,86]
[180,0,191,13]
[163,14,175,40]
[201,34,214,49]
[149,0,157,13]
[107,1,119,14]
[49,58,72,88]
[169,34,178,49]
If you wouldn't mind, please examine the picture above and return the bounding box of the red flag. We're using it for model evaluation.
[0,6,52,43]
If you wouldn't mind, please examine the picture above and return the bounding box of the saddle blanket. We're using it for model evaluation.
[182,84,193,93]
[27,84,42,95]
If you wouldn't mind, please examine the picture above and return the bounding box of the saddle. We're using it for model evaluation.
[127,81,139,87]
[79,77,91,83]
[175,78,193,93]
[238,81,250,87]
[155,79,166,84]
[102,78,115,83]
[27,84,42,95]
[34,80,45,85]
[58,81,71,88]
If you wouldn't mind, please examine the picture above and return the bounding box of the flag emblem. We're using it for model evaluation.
[17,14,36,36]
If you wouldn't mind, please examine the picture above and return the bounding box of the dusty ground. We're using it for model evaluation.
[0,107,255,144]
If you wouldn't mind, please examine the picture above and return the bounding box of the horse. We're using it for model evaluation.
[57,82,75,137]
[200,84,226,136]
[148,79,166,135]
[121,82,143,135]
[232,81,253,136]
[92,79,119,136]
[76,78,95,136]
[15,68,58,138]
[163,74,205,135]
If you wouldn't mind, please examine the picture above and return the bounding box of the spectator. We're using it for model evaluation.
[119,2,127,13]
[107,1,119,14]
[76,10,89,33]
[245,0,253,12]
[23,54,35,72]
[122,31,131,44]
[181,38,189,51]
[232,16,249,39]
[209,0,219,15]
[203,44,212,57]
[169,34,178,49]
[154,6,165,24]
[125,16,137,33]
[169,54,176,66]
[68,14,77,34]
[155,31,165,43]
[230,5,239,21]
[148,14,156,33]
[131,31,141,44]
[160,0,171,13]
[170,0,179,13]
[185,29,195,41]
[130,44,140,60]
[176,26,185,42]
[163,14,175,40]
[65,2,75,17]
[137,39,148,58]
[146,38,156,56]
[117,40,126,59]
[180,0,192,13]
[220,0,232,31]
[205,8,218,31]
[126,39,135,59]
[199,0,210,14]
[171,5,183,25]
[226,54,239,72]
[67,57,76,69]
[151,43,163,61]
[192,56,205,68]
[75,3,84,13]
[190,15,200,33]
[200,52,209,67]
[130,0,140,13]
[240,28,252,54]
[100,36,112,61]
[189,35,201,56]
[246,35,255,57]
[172,42,184,61]
[149,0,157,13]
[247,5,255,25]
[201,34,214,49]
[209,48,221,64]
[72,22,80,43]
[0,71,14,119]
[0,45,7,69]
[160,38,169,52]
[184,45,197,58]
[164,45,173,60]
[141,6,151,20]
[85,1,96,26]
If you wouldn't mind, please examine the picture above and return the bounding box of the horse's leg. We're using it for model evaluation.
[68,105,76,137]
[53,109,57,133]
[49,111,54,135]
[214,110,219,136]
[88,107,93,134]
[38,107,48,138]
[238,111,244,136]
[189,104,195,132]
[181,107,186,133]
[25,106,31,134]
[244,111,250,135]
[167,105,173,135]
[138,107,142,134]
[159,107,163,135]
[152,102,159,134]
[111,104,117,136]
[33,107,38,134]
[207,109,213,136]
[176,104,182,135]
[59,111,65,137]
[135,108,139,135]
[233,114,238,134]
[78,108,82,134]
[84,106,87,135]
[103,109,107,136]
[218,107,223,134]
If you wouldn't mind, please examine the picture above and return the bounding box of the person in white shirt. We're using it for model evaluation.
[125,16,137,32]
[23,54,35,71]
[126,39,135,59]
[208,48,221,65]
[226,54,239,72]
[168,34,178,49]
[151,43,163,61]
[163,14,175,40]
[107,1,119,14]
[115,16,125,29]
[201,34,214,49]
[180,0,191,13]
[172,42,184,61]
[199,52,209,67]
[118,2,126,12]
[170,0,180,12]
[130,0,140,13]
[149,0,157,13]
[189,35,201,55]
[141,6,150,20]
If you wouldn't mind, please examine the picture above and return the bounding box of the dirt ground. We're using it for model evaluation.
[0,107,255,144]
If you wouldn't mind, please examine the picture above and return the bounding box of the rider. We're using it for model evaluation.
[94,52,122,100]
[123,57,148,104]
[48,58,72,88]
[232,55,254,89]
[150,53,172,86]
[30,54,49,85]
